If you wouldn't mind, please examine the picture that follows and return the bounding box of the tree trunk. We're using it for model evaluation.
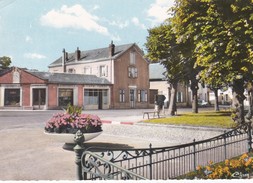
[190,80,199,113]
[232,80,246,124]
[246,90,253,122]
[214,89,220,111]
[168,83,177,116]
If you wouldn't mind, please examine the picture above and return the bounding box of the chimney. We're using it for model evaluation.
[109,40,115,57]
[75,47,81,61]
[62,48,66,73]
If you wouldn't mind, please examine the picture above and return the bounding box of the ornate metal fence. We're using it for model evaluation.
[76,122,252,180]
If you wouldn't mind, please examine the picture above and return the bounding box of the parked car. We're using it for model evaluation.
[198,100,208,107]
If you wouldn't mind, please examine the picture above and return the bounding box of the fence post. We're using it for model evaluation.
[248,122,252,153]
[73,130,85,180]
[149,143,153,180]
[193,139,196,171]
[223,130,227,159]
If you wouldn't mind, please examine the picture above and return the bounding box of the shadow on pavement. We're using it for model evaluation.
[63,142,134,151]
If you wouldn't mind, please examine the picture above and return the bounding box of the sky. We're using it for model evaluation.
[0,0,175,71]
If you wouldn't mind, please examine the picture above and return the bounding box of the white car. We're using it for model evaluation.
[198,100,208,106]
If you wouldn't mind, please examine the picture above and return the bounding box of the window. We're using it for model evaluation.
[58,88,73,106]
[84,89,108,105]
[138,90,147,102]
[119,89,125,102]
[225,94,228,101]
[100,65,108,77]
[4,89,20,106]
[177,92,183,103]
[130,51,136,65]
[128,67,138,78]
[68,68,76,73]
[84,67,92,75]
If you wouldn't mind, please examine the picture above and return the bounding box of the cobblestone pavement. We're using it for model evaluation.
[0,108,226,180]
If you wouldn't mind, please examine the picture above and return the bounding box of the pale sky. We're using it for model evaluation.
[0,0,175,71]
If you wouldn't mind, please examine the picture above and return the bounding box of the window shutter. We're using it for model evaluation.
[145,90,147,102]
[128,67,131,77]
[138,90,141,102]
[123,90,125,102]
[135,68,138,78]
[105,65,108,77]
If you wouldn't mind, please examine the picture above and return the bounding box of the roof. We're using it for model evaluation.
[149,63,166,80]
[28,71,111,85]
[49,43,139,67]
[0,67,12,76]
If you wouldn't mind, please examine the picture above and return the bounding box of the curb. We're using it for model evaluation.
[101,120,134,125]
[101,120,227,131]
[119,122,134,125]
[101,120,112,124]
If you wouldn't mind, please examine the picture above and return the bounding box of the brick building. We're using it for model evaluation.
[48,42,150,109]
[0,67,111,110]
[0,42,150,110]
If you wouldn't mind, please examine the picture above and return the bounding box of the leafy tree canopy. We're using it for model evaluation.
[145,23,184,83]
[0,56,11,68]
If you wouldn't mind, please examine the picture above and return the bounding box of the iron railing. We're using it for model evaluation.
[77,122,252,180]
[81,151,147,180]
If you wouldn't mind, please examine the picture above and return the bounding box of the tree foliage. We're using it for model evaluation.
[146,0,253,120]
[169,0,253,122]
[170,0,208,113]
[145,23,184,115]
[194,0,253,84]
[0,56,11,68]
[145,23,184,83]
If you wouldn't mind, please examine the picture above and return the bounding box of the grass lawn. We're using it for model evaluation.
[143,111,237,129]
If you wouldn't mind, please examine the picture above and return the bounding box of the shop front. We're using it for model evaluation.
[0,67,111,110]
[83,86,110,110]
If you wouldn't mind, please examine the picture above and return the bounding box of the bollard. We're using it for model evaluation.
[73,130,85,180]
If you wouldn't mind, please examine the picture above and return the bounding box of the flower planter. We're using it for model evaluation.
[44,106,103,150]
[44,131,103,143]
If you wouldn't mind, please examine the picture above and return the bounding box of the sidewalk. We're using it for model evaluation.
[0,107,224,180]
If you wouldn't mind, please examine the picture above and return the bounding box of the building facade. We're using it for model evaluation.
[0,67,111,110]
[48,42,150,109]
[149,63,190,108]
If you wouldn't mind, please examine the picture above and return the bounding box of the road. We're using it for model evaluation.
[0,108,224,180]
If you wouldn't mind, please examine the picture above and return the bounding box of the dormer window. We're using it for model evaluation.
[130,51,136,65]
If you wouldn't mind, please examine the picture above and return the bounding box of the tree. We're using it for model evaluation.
[145,23,184,116]
[0,56,11,69]
[170,0,253,123]
[170,0,208,113]
[192,0,253,124]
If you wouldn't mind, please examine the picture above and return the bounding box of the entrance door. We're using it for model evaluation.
[98,90,103,109]
[129,89,136,108]
[33,88,46,109]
